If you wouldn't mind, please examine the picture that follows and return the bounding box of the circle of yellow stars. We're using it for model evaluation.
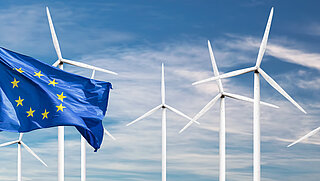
[12,67,67,120]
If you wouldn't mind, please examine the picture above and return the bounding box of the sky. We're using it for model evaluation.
[0,0,320,180]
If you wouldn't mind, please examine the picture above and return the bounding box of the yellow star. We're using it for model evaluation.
[11,78,20,88]
[48,79,58,86]
[15,96,24,107]
[57,92,67,102]
[15,68,24,73]
[34,71,44,78]
[26,107,35,117]
[56,103,66,112]
[42,109,49,119]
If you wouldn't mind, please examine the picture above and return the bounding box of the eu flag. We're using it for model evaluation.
[0,47,112,151]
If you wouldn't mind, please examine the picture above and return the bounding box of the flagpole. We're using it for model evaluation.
[58,64,64,181]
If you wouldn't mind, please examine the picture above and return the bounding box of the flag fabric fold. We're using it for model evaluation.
[0,47,112,151]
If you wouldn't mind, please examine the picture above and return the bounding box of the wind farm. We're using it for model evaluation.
[0,2,319,181]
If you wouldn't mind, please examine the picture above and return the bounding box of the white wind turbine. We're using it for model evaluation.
[126,63,199,181]
[46,7,117,181]
[192,7,307,181]
[179,40,279,181]
[80,69,116,181]
[288,127,320,147]
[0,133,48,181]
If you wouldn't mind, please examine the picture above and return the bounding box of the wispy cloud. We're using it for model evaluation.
[60,37,320,180]
[218,34,320,70]
[0,4,135,61]
[1,5,320,179]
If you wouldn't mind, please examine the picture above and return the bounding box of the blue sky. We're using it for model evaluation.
[0,0,320,180]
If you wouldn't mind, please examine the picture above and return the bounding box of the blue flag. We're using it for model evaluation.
[0,47,112,151]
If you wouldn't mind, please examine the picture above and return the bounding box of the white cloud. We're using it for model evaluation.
[218,34,320,71]
[61,39,320,180]
[1,16,320,180]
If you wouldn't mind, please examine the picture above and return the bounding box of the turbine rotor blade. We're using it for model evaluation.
[62,59,118,75]
[52,59,61,67]
[207,40,223,92]
[179,93,221,133]
[165,104,200,124]
[161,63,165,105]
[46,7,62,60]
[288,127,320,147]
[126,104,162,126]
[19,133,23,141]
[0,140,19,147]
[104,129,116,140]
[20,141,48,167]
[259,68,306,114]
[223,92,279,109]
[256,7,274,68]
[192,67,256,85]
[91,69,96,79]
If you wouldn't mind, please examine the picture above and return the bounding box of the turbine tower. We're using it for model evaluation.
[126,63,199,181]
[179,40,279,181]
[80,70,116,181]
[288,127,320,147]
[0,133,48,181]
[46,7,117,181]
[192,8,306,181]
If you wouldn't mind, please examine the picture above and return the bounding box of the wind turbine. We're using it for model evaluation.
[179,40,279,181]
[80,69,116,181]
[126,63,199,181]
[0,133,48,181]
[46,7,117,181]
[192,7,307,181]
[288,127,320,147]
